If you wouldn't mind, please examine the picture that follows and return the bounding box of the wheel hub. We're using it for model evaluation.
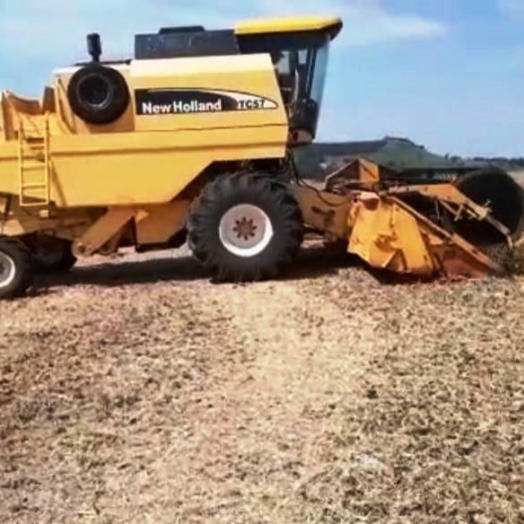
[234,217,257,240]
[219,204,274,257]
[0,252,16,289]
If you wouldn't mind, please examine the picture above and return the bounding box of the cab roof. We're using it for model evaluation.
[234,16,343,40]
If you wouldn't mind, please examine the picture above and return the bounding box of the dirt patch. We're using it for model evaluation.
[0,246,523,523]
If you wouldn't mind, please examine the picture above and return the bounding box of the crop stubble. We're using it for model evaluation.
[0,245,523,524]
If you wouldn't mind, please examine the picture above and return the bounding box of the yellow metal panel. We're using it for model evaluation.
[135,200,191,244]
[348,194,436,276]
[0,194,8,216]
[235,16,342,38]
[74,207,137,255]
[359,158,380,183]
[0,195,94,238]
[291,185,350,239]
[49,53,288,136]
[49,127,286,207]
[388,195,504,275]
[0,149,18,196]
[129,54,287,133]
[0,124,287,207]
[0,95,6,140]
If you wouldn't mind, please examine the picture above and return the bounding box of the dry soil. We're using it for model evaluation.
[1,243,523,524]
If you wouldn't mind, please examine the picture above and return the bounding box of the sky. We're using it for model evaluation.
[0,0,523,158]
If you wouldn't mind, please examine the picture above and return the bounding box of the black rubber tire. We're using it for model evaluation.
[0,237,33,299]
[31,240,77,274]
[67,63,130,125]
[187,172,304,282]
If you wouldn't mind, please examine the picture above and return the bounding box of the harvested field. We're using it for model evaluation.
[1,244,523,524]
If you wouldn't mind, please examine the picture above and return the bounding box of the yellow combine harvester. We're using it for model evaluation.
[0,15,523,298]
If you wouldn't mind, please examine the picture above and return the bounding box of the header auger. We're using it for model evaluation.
[0,15,523,299]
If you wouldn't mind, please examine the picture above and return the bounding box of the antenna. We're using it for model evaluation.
[87,33,102,63]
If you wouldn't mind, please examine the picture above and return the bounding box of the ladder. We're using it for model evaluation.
[17,114,51,207]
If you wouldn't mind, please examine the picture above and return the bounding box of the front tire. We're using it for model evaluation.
[187,172,304,282]
[0,237,33,299]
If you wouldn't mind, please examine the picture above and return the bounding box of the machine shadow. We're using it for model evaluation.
[32,245,364,295]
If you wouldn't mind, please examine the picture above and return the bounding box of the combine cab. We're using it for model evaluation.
[0,15,522,299]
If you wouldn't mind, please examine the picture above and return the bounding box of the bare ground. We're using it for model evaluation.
[1,244,523,524]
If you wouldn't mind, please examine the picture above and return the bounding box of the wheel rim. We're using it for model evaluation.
[218,204,274,257]
[0,252,16,289]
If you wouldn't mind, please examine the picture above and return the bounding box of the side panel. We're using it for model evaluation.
[49,53,288,135]
[348,196,435,276]
[0,195,96,238]
[0,54,289,208]
[0,126,287,207]
[130,54,288,132]
[0,144,18,197]
[50,126,286,207]
[291,185,350,239]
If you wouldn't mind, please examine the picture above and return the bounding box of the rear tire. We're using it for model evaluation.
[187,172,304,282]
[32,242,77,274]
[0,237,33,299]
[22,235,77,274]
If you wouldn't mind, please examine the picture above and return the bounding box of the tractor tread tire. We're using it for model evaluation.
[187,171,304,282]
[33,248,77,274]
[22,235,78,274]
[0,236,33,299]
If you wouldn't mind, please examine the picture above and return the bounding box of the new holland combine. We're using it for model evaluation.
[0,15,523,299]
